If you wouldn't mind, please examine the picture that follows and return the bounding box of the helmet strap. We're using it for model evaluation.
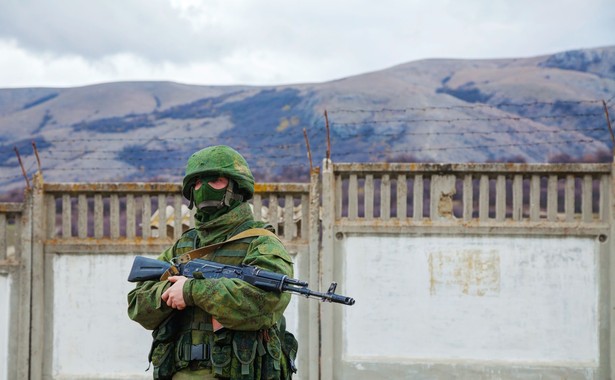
[188,188,195,210]
[223,180,244,206]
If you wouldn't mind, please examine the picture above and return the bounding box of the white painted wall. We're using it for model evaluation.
[0,274,9,380]
[342,235,598,364]
[52,254,153,379]
[51,253,300,379]
[285,252,301,339]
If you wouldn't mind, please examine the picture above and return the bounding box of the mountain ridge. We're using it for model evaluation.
[1,46,614,199]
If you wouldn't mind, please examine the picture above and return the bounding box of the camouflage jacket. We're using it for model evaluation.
[127,202,293,331]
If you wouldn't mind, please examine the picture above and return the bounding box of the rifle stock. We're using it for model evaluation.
[127,256,172,282]
[128,256,355,306]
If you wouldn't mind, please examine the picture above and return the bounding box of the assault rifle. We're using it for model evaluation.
[128,256,355,306]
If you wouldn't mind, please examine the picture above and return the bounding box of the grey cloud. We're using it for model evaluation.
[0,0,230,62]
[0,0,613,73]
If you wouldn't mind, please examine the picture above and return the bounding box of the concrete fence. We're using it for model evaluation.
[1,161,614,379]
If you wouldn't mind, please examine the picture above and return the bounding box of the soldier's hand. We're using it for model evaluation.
[161,276,188,310]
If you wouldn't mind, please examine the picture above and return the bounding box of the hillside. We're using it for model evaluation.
[1,46,614,198]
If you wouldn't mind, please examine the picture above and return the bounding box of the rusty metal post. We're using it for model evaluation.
[14,147,30,190]
[303,128,314,172]
[603,100,614,161]
[32,141,42,174]
[324,110,331,161]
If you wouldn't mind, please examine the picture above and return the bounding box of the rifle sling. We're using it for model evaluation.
[160,228,280,281]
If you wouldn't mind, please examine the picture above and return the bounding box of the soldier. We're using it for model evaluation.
[128,145,297,379]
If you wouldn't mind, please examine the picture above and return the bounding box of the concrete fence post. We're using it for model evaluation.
[29,173,45,380]
[307,167,321,380]
[609,161,615,379]
[320,159,335,380]
[14,187,33,380]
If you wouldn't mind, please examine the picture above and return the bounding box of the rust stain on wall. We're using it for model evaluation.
[429,249,500,296]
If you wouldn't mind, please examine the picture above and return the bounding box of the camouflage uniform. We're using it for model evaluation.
[127,146,297,379]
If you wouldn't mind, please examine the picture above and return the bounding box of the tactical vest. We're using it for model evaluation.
[149,224,298,380]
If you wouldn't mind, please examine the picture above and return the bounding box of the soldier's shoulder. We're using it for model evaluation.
[180,228,198,239]
[173,228,198,251]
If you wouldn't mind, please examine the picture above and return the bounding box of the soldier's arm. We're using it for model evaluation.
[127,246,175,330]
[183,236,293,331]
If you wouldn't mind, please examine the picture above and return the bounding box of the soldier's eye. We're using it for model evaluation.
[194,179,203,190]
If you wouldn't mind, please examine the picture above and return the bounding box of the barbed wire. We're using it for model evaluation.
[32,126,605,158]
[48,126,322,144]
[2,112,606,156]
[41,142,308,155]
[2,99,609,144]
[0,129,322,155]
[26,127,606,173]
[326,127,605,139]
[328,99,603,114]
[351,139,597,155]
[1,97,613,186]
[2,97,608,143]
[40,151,308,162]
[1,136,599,173]
[0,161,312,181]
[331,113,602,126]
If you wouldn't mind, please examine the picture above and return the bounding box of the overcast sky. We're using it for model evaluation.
[0,0,613,89]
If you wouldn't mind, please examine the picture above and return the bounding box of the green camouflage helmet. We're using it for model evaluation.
[182,145,254,201]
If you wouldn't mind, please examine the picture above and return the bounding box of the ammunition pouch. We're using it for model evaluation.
[281,330,298,377]
[148,314,298,379]
[278,316,298,378]
[207,325,298,380]
[149,313,181,380]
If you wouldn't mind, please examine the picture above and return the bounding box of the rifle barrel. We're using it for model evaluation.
[284,284,355,306]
